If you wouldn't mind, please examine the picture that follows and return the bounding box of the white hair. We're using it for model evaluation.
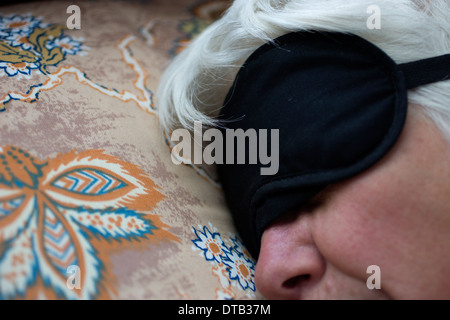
[156,0,450,142]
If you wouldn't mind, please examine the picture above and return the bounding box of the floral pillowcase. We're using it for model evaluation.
[0,0,262,300]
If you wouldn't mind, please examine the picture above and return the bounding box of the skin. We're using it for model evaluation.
[254,106,450,300]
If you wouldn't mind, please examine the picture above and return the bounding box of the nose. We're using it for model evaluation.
[254,214,326,299]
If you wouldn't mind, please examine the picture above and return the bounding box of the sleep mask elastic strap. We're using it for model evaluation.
[400,54,450,89]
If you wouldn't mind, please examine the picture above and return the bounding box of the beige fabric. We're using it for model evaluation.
[0,0,262,300]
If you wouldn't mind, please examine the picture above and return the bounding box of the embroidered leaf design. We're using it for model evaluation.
[0,189,34,242]
[71,208,157,240]
[27,25,65,72]
[0,146,45,188]
[0,195,25,219]
[0,40,37,64]
[0,228,37,299]
[40,46,64,68]
[0,147,177,299]
[42,150,165,212]
[50,168,127,196]
[27,24,63,53]
[35,204,102,300]
[41,204,79,276]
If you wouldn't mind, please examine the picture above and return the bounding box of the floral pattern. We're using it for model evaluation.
[1,1,258,300]
[192,224,256,298]
[0,13,156,116]
[0,60,40,78]
[0,146,177,299]
[0,13,88,78]
[45,35,87,56]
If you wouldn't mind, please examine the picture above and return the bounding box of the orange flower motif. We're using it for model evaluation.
[0,146,177,299]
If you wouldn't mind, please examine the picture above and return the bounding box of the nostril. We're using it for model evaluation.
[282,274,311,289]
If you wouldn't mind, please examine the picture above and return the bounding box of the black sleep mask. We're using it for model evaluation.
[217,31,450,258]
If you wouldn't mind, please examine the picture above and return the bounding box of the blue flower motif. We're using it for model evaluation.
[4,33,34,50]
[192,226,228,264]
[192,225,256,292]
[222,248,256,291]
[0,13,44,35]
[0,60,40,79]
[45,35,88,56]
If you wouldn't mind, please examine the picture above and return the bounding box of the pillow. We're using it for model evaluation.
[0,0,263,300]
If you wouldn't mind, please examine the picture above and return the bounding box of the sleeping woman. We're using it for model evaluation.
[156,0,450,299]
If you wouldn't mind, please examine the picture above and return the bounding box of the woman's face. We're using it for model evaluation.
[254,107,450,299]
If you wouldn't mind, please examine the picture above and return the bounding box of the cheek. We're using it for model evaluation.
[313,204,378,280]
[312,181,405,282]
[307,115,450,298]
